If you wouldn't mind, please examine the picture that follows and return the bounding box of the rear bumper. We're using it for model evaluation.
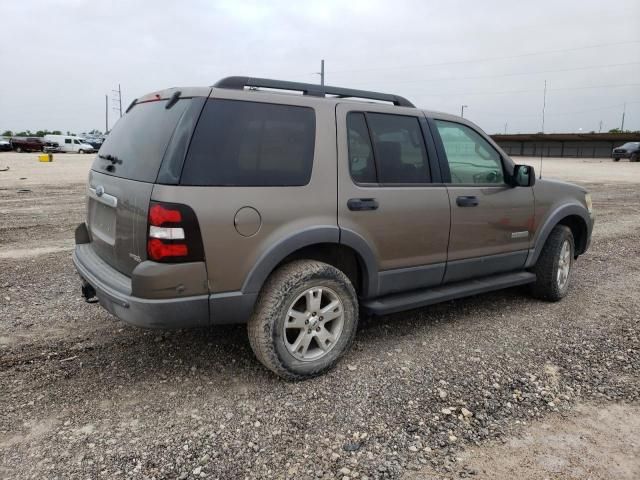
[73,243,210,329]
[73,222,257,328]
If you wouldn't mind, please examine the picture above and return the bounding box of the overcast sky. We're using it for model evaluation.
[1,0,638,135]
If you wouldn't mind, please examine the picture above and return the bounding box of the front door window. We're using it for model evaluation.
[434,120,504,185]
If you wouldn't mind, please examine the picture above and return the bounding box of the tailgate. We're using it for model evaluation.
[87,171,153,276]
[85,94,199,276]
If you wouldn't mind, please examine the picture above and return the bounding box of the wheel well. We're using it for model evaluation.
[557,215,588,256]
[277,243,365,295]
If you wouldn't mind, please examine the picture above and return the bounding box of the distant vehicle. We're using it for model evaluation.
[82,138,104,150]
[43,141,61,153]
[43,135,95,154]
[0,139,11,152]
[10,137,45,152]
[612,142,640,162]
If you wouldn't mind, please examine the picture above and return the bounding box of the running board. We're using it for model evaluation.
[362,271,536,316]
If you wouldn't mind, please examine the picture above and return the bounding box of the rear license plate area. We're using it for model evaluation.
[89,200,116,246]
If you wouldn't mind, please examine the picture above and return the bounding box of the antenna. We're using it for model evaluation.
[539,80,547,179]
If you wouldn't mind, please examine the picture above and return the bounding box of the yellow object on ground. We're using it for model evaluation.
[38,154,53,162]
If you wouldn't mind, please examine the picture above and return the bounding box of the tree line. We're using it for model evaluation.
[1,129,103,137]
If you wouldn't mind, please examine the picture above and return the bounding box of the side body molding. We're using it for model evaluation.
[525,202,593,268]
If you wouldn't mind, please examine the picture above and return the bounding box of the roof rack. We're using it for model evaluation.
[213,76,415,108]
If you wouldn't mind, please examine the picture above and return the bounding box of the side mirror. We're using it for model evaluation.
[511,164,535,187]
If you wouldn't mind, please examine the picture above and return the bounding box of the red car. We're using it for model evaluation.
[10,137,46,152]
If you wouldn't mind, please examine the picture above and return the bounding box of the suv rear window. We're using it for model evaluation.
[181,99,315,186]
[92,99,191,182]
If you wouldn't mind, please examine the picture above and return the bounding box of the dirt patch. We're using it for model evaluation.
[405,403,640,479]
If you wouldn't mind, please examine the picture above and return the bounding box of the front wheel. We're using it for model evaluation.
[530,225,574,301]
[78,149,84,154]
[248,260,359,380]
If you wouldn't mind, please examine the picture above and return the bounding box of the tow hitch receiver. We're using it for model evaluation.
[81,281,98,304]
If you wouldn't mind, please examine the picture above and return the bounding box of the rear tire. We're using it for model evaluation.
[530,225,574,301]
[78,149,84,154]
[612,158,619,162]
[631,153,639,162]
[247,260,359,380]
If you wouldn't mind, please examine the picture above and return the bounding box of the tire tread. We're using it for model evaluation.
[247,260,358,380]
[530,225,574,301]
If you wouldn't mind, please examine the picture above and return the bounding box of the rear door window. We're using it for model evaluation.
[346,112,430,184]
[181,99,316,186]
[367,113,430,184]
[92,99,191,182]
[346,113,376,183]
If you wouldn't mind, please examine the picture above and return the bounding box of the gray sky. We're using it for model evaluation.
[1,0,639,135]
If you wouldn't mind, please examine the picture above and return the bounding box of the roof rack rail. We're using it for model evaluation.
[213,76,415,108]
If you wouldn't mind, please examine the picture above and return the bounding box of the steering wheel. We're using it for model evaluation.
[472,170,499,183]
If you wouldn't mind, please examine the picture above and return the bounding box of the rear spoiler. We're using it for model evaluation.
[127,87,212,113]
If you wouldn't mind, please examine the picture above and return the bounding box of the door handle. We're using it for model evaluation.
[347,198,379,211]
[456,195,479,207]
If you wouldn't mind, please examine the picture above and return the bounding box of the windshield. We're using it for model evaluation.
[622,142,640,148]
[92,99,191,182]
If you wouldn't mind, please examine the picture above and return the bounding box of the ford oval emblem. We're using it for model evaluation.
[96,185,105,197]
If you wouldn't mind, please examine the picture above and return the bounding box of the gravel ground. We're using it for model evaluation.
[0,153,639,479]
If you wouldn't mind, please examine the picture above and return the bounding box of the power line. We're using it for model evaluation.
[361,61,640,87]
[409,82,640,98]
[328,40,640,74]
[473,101,640,118]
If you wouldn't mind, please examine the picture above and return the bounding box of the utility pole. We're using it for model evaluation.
[317,59,325,86]
[504,122,508,134]
[461,105,468,118]
[541,80,547,133]
[112,84,123,118]
[539,80,547,179]
[599,120,602,133]
[105,94,109,134]
[621,102,626,131]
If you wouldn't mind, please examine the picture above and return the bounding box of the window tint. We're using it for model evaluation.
[181,99,315,186]
[347,113,376,183]
[92,99,191,182]
[65,139,72,144]
[435,120,504,184]
[366,113,430,184]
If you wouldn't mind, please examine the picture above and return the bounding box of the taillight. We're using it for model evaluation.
[147,201,204,263]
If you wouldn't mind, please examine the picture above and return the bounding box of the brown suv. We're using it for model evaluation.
[73,77,594,379]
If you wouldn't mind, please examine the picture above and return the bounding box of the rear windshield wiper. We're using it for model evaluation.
[98,153,123,165]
